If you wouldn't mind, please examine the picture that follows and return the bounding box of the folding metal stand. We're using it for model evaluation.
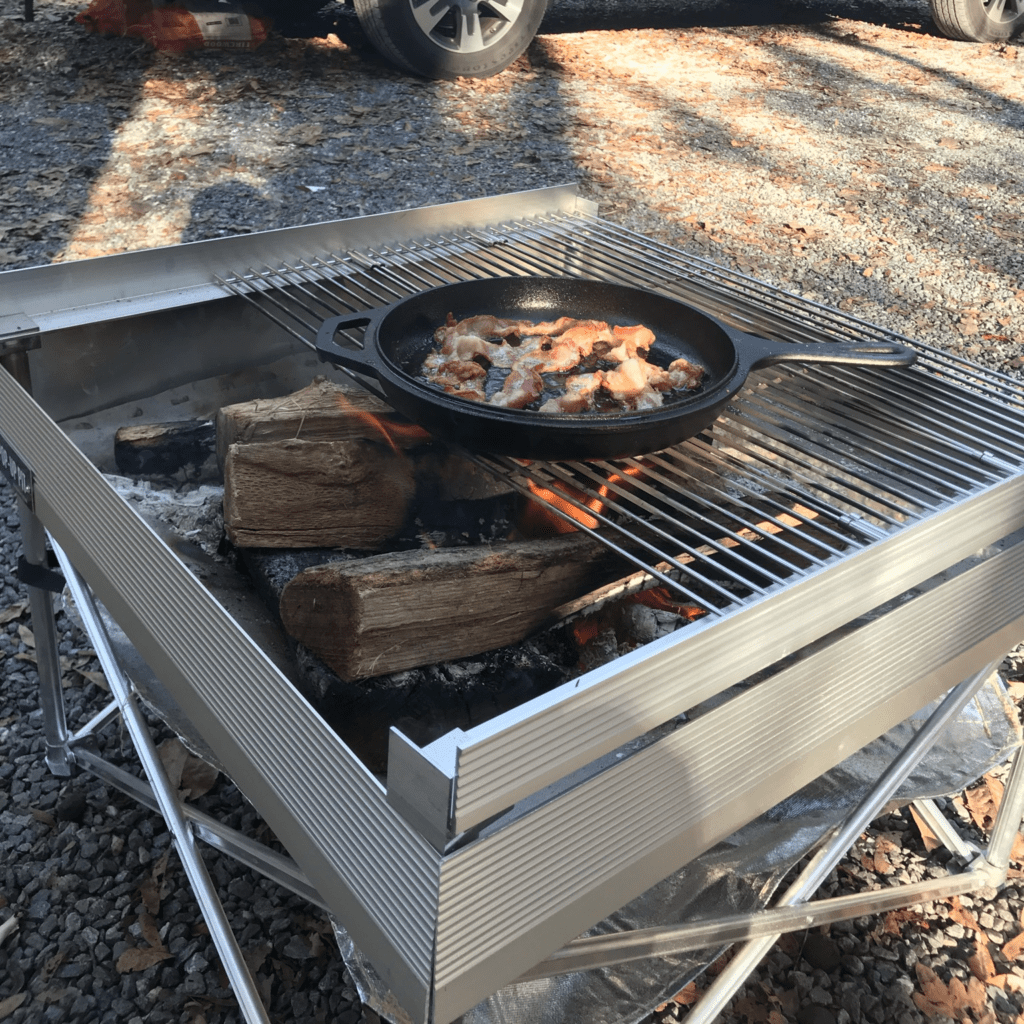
[19,510,1024,1024]
[5,187,1024,1024]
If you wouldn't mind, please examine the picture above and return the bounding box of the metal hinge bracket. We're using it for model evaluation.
[0,313,42,355]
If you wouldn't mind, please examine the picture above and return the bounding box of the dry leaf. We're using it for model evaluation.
[158,738,189,792]
[141,848,173,915]
[768,1013,787,1024]
[17,624,34,648]
[139,878,161,916]
[180,756,219,801]
[873,836,900,875]
[963,775,1004,830]
[1010,832,1024,865]
[0,992,26,1019]
[30,808,57,829]
[0,600,27,624]
[34,988,69,1005]
[968,935,1001,988]
[79,670,108,691]
[116,947,173,973]
[884,908,929,935]
[913,962,958,1017]
[139,911,163,950]
[965,974,989,1015]
[733,996,769,1022]
[1003,931,1024,961]
[950,896,982,933]
[909,805,941,852]
[243,942,272,975]
[672,982,699,1006]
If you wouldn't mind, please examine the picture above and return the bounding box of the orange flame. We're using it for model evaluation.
[633,586,707,621]
[518,463,647,538]
[332,393,431,453]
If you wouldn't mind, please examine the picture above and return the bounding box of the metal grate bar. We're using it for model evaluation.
[216,210,1024,617]
[706,413,918,525]
[764,370,1010,490]
[737,376,983,501]
[718,405,926,521]
[549,459,790,587]
[676,433,886,543]
[801,363,1024,466]
[638,449,848,560]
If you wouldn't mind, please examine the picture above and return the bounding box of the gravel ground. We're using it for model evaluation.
[1,1,1024,1023]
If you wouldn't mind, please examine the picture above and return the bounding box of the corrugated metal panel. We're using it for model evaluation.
[432,530,1024,1021]
[0,369,440,1018]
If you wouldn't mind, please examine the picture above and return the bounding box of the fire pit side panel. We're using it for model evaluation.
[0,367,442,1024]
[441,474,1024,836]
[430,530,1024,1022]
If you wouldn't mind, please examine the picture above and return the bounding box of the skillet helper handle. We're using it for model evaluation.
[315,307,389,378]
[725,328,917,371]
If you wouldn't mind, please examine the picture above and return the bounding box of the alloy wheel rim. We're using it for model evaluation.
[982,0,1023,24]
[408,0,526,54]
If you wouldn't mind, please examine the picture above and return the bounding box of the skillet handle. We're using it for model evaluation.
[724,327,917,371]
[315,307,389,378]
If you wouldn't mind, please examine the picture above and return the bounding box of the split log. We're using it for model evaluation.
[220,378,515,548]
[223,437,416,549]
[278,532,625,681]
[114,421,217,478]
[215,377,402,471]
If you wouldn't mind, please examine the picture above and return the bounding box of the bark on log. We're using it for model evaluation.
[278,532,624,681]
[223,437,416,549]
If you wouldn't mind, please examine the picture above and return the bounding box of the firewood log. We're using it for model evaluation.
[114,421,217,478]
[215,377,401,472]
[223,437,416,549]
[278,533,624,681]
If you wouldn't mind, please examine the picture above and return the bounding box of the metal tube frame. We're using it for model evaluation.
[30,539,1024,1023]
[5,189,1024,1023]
[518,663,1008,980]
[53,539,272,1024]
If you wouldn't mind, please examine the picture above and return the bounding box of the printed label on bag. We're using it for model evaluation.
[192,12,254,48]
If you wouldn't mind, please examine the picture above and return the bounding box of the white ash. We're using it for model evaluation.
[105,474,225,559]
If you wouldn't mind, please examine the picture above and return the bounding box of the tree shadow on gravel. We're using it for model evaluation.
[0,15,157,268]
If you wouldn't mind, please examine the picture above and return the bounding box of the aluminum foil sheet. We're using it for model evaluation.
[335,674,1021,1024]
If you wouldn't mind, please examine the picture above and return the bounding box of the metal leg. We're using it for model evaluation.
[910,798,981,861]
[18,499,72,776]
[981,742,1024,881]
[2,350,72,777]
[23,0,33,20]
[53,539,272,1024]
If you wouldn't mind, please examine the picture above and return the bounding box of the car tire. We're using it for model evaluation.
[930,0,1024,41]
[353,0,549,79]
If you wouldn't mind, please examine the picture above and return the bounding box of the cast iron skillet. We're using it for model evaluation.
[315,277,916,461]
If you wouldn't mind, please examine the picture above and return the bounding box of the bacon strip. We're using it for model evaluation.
[422,313,705,414]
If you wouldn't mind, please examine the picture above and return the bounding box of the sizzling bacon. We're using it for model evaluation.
[421,314,705,414]
[490,363,544,409]
[433,313,533,348]
[605,324,656,363]
[538,373,605,414]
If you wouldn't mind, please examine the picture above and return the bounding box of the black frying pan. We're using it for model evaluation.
[315,277,916,461]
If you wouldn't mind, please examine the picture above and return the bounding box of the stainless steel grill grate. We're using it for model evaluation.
[215,211,1024,619]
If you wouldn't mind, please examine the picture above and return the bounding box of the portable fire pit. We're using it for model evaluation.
[3,185,1024,1024]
